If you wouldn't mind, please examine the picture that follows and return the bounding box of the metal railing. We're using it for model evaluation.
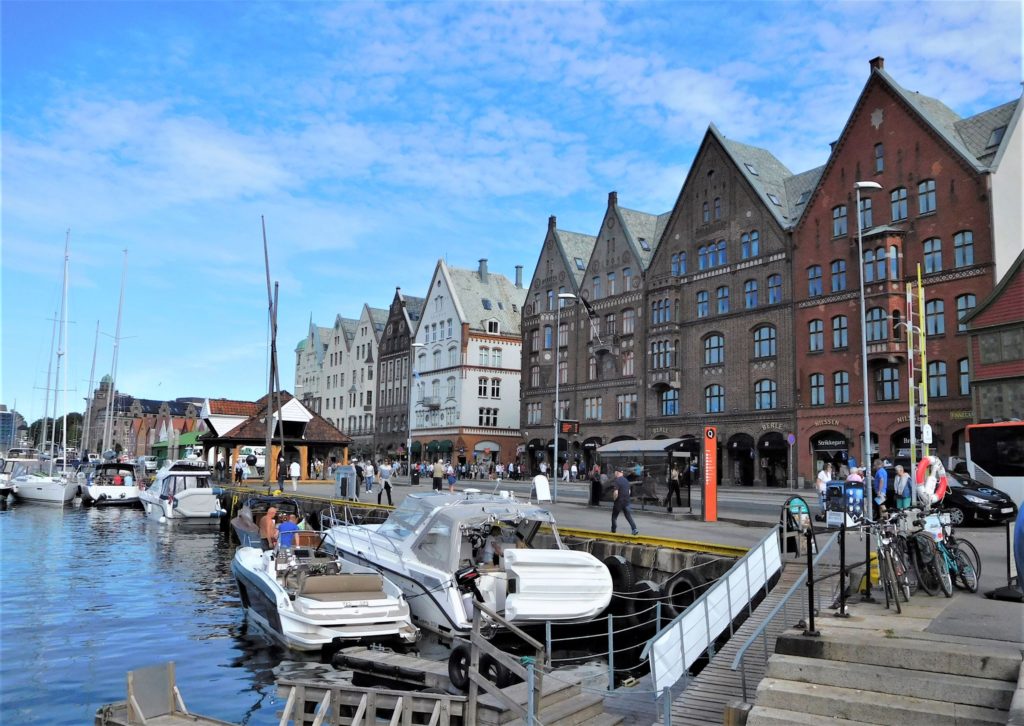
[730,530,840,700]
[276,680,466,726]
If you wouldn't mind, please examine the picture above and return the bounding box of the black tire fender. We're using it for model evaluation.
[447,644,470,692]
[603,554,636,594]
[479,653,517,688]
[662,571,706,620]
[624,579,663,627]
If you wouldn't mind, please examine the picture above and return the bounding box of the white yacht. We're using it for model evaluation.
[1,449,38,498]
[10,465,78,505]
[231,533,418,652]
[322,492,613,640]
[139,459,225,522]
[79,461,142,507]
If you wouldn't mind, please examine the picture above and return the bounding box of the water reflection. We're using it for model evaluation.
[0,502,319,725]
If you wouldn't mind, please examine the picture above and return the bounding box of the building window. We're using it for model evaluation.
[831,260,847,292]
[807,265,823,297]
[874,246,887,281]
[623,266,633,289]
[954,231,974,268]
[705,384,724,413]
[956,294,976,332]
[478,377,488,397]
[704,334,724,365]
[832,316,849,349]
[834,371,850,404]
[958,358,970,396]
[607,271,616,296]
[529,365,540,388]
[832,205,848,237]
[768,274,782,304]
[622,308,635,334]
[604,313,616,337]
[809,320,824,352]
[754,379,777,410]
[650,340,672,369]
[557,359,567,384]
[527,402,542,425]
[866,307,888,342]
[923,238,942,273]
[530,329,539,351]
[918,179,936,214]
[479,347,490,366]
[450,346,458,366]
[716,239,727,266]
[744,279,758,309]
[928,361,948,398]
[889,244,899,280]
[583,397,603,420]
[925,299,945,336]
[891,187,908,221]
[592,276,602,300]
[698,245,710,270]
[864,249,876,283]
[702,201,709,223]
[558,322,568,347]
[651,299,670,325]
[617,393,638,419]
[753,325,777,358]
[810,374,825,406]
[661,389,679,416]
[671,253,682,276]
[713,197,722,220]
[696,290,709,318]
[874,143,884,173]
[741,230,760,259]
[716,286,730,314]
[859,197,873,229]
[478,407,498,427]
[622,350,635,376]
[876,367,900,402]
[588,356,597,381]
[543,325,553,349]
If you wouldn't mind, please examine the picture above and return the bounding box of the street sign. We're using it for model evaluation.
[922,424,933,445]
[559,420,580,435]
[787,433,796,446]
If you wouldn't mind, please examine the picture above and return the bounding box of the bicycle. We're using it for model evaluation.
[866,514,909,613]
[907,511,953,597]
[936,508,982,579]
[928,511,978,593]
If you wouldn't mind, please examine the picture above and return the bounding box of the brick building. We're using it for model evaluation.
[374,288,425,463]
[793,57,1020,480]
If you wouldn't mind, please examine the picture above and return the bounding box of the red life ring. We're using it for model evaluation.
[915,457,930,485]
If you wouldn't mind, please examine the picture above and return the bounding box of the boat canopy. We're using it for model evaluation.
[376,492,555,543]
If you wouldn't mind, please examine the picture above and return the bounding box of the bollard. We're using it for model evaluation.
[836,518,850,618]
[803,527,819,636]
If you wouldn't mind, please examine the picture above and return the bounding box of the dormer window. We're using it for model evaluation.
[482,299,492,310]
[487,320,499,334]
[574,257,586,270]
[638,237,651,251]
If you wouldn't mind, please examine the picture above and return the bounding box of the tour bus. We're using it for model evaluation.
[964,421,1024,505]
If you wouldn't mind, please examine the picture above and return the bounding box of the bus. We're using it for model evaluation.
[964,422,1024,505]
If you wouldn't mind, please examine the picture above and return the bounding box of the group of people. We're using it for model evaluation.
[335,458,395,505]
[815,459,915,512]
[257,506,306,551]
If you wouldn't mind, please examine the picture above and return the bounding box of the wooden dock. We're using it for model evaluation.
[661,564,803,725]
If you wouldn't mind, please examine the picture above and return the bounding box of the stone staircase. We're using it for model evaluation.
[476,672,623,726]
[747,626,1023,725]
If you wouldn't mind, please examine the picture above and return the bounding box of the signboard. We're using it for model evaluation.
[533,474,551,503]
[703,426,717,522]
[922,423,933,445]
[559,420,580,435]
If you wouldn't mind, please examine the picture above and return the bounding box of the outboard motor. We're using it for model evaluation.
[454,563,484,602]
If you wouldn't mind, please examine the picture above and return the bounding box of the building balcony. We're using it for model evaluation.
[422,397,441,410]
[649,370,680,389]
[866,339,908,363]
[590,335,619,356]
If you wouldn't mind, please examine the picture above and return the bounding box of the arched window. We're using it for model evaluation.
[716,239,727,266]
[558,359,568,384]
[864,249,875,283]
[809,374,825,406]
[702,201,709,223]
[530,366,540,387]
[767,274,782,304]
[705,384,724,413]
[918,179,936,214]
[449,346,458,366]
[754,379,777,410]
[832,315,848,348]
[923,238,942,273]
[753,325,776,358]
[713,197,721,220]
[808,320,824,352]
[956,294,976,332]
[558,322,569,347]
[889,244,899,280]
[807,265,823,296]
[696,290,709,318]
[698,245,709,270]
[543,326,552,349]
[704,334,724,365]
[831,259,847,292]
[925,299,945,335]
[866,307,887,342]
[834,371,850,404]
[891,187,908,221]
[958,358,970,396]
[744,279,758,309]
[874,247,887,281]
[622,308,636,334]
[716,286,729,313]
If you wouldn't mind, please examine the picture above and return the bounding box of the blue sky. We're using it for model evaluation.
[2,1,1021,427]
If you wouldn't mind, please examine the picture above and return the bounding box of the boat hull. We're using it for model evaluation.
[12,476,77,504]
[139,491,224,522]
[80,484,141,507]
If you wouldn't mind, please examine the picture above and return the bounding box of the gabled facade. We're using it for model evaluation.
[294,319,330,415]
[318,314,357,432]
[413,259,526,468]
[792,57,1019,478]
[519,216,597,469]
[646,126,818,485]
[345,304,388,458]
[374,288,425,462]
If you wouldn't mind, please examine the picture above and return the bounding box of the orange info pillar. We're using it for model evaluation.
[702,426,718,522]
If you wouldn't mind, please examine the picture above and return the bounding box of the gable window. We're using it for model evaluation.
[744,279,759,309]
[753,325,777,358]
[925,299,945,336]
[623,266,633,289]
[592,276,602,300]
[809,319,824,352]
[754,379,777,410]
[638,237,651,251]
[891,187,908,221]
[832,205,848,237]
[767,274,782,304]
[956,294,976,332]
[607,271,616,296]
[831,260,847,292]
[928,361,948,398]
[671,253,682,276]
[486,320,498,334]
[810,374,825,406]
[918,179,937,214]
[698,244,710,270]
[547,290,554,311]
[832,315,849,349]
[741,230,760,259]
[696,290,709,318]
[704,334,724,365]
[702,201,710,223]
[716,239,727,266]
[954,231,974,268]
[923,238,942,273]
[714,197,722,219]
[574,257,585,271]
[716,286,730,314]
[660,389,679,416]
[834,371,850,404]
[807,265,823,297]
[705,384,724,413]
[874,143,884,173]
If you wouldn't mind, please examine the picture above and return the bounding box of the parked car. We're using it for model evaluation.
[141,455,159,474]
[881,464,1017,525]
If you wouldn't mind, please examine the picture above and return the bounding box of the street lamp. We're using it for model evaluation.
[856,179,882,602]
[553,292,577,501]
[407,342,426,476]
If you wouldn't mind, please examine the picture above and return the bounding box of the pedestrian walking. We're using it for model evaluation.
[570,462,578,481]
[872,460,888,510]
[378,460,394,506]
[431,459,444,492]
[363,460,375,494]
[664,464,682,512]
[816,463,833,511]
[446,461,457,492]
[289,459,300,492]
[234,459,244,483]
[893,464,912,510]
[611,468,639,536]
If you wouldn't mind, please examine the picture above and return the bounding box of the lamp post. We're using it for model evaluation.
[855,179,882,602]
[553,292,577,502]
[407,342,426,477]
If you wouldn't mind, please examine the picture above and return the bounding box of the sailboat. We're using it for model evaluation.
[80,251,141,507]
[14,233,78,505]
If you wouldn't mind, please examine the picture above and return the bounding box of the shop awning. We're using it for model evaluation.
[438,439,453,451]
[597,438,684,455]
[410,441,421,453]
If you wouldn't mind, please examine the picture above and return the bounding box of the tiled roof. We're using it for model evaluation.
[717,125,796,228]
[618,207,671,270]
[784,164,826,223]
[207,399,260,417]
[447,263,528,336]
[402,294,426,322]
[554,229,598,288]
[955,100,1018,165]
[368,306,389,332]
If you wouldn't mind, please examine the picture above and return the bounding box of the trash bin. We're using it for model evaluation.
[410,469,420,485]
[589,478,602,506]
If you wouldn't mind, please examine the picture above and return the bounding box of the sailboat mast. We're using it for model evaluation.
[40,308,58,461]
[82,320,100,458]
[262,216,274,488]
[102,250,128,455]
[61,232,70,475]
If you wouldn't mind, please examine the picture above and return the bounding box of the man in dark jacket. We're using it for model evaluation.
[611,468,639,536]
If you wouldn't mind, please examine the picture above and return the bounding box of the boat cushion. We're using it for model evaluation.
[298,573,387,602]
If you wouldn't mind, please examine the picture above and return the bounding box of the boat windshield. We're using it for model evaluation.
[376,497,436,541]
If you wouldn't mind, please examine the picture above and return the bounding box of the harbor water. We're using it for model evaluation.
[0,501,296,725]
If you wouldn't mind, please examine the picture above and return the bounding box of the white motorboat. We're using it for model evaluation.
[231,533,418,652]
[229,495,305,548]
[79,461,142,507]
[11,467,78,505]
[322,492,613,640]
[139,459,225,522]
[1,450,38,498]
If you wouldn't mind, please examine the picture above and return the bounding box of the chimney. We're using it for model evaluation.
[515,265,523,288]
[869,56,884,72]
[548,215,556,231]
[608,191,618,207]
[478,258,489,283]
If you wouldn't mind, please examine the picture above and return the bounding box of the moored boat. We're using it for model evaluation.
[79,461,142,507]
[229,495,305,547]
[139,459,224,522]
[11,468,78,505]
[231,534,418,652]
